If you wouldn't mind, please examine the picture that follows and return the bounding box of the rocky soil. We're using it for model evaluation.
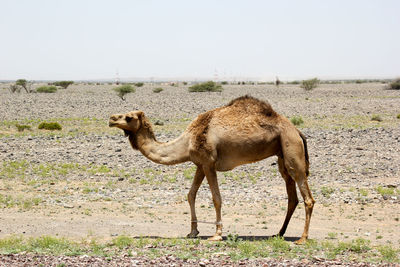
[0,83,399,265]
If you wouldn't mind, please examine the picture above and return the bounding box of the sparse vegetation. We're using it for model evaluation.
[375,185,397,197]
[321,186,335,198]
[290,116,304,126]
[152,87,163,93]
[301,78,320,91]
[0,235,398,263]
[53,81,74,89]
[36,86,57,93]
[188,81,223,92]
[38,122,62,131]
[113,84,135,101]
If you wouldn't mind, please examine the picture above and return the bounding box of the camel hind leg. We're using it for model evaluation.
[281,131,315,244]
[276,156,299,237]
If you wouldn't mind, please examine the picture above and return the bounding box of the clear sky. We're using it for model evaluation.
[1,0,399,80]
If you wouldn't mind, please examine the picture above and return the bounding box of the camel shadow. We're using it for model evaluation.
[132,235,300,242]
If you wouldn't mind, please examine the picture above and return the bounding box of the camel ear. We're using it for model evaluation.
[134,111,144,121]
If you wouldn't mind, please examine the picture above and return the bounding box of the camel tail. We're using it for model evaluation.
[299,131,309,177]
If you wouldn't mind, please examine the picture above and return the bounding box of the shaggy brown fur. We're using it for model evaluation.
[109,96,315,244]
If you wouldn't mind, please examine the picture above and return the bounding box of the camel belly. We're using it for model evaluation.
[214,138,280,171]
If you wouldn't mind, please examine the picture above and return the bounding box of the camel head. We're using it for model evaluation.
[109,110,145,136]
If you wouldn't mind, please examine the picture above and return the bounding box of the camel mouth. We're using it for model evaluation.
[108,122,117,127]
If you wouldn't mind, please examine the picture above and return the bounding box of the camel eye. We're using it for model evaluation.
[126,116,132,122]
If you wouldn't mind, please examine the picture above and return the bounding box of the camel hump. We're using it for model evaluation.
[226,95,277,117]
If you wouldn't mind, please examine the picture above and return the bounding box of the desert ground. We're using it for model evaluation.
[0,82,399,265]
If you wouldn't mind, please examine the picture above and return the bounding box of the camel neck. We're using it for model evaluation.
[132,127,190,165]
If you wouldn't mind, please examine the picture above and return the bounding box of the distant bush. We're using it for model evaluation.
[301,78,320,91]
[113,84,135,101]
[288,80,300,85]
[54,81,74,89]
[221,81,228,85]
[182,82,188,85]
[290,116,304,126]
[397,114,400,119]
[153,87,163,93]
[188,81,223,92]
[38,122,62,130]
[9,84,21,93]
[15,79,32,93]
[15,124,31,132]
[134,82,144,87]
[388,78,400,90]
[36,86,57,93]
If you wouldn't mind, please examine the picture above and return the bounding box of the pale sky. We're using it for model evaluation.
[1,0,399,80]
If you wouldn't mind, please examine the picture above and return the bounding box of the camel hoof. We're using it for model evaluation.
[187,230,199,238]
[294,237,307,245]
[271,233,283,238]
[207,235,223,241]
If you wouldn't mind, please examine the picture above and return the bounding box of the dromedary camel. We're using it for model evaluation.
[109,95,315,244]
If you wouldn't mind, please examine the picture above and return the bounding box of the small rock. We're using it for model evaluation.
[63,204,74,209]
[155,120,164,126]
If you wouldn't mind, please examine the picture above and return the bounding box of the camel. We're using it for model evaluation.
[109,95,315,244]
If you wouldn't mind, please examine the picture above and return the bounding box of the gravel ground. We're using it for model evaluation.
[0,82,399,265]
[0,254,395,266]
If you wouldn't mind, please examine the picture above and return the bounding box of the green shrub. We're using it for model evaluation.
[134,82,144,87]
[152,87,163,93]
[36,86,57,93]
[113,84,135,101]
[389,78,400,90]
[188,81,223,92]
[290,116,304,126]
[15,124,31,132]
[221,81,228,85]
[397,114,400,119]
[301,78,320,91]
[38,122,62,131]
[54,81,74,89]
[371,114,382,122]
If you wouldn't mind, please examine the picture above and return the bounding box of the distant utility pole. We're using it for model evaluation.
[214,68,219,83]
[115,69,120,85]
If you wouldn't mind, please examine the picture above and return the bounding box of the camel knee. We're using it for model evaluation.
[304,198,315,209]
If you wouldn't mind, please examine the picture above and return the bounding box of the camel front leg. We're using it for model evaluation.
[203,166,223,241]
[187,166,205,238]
